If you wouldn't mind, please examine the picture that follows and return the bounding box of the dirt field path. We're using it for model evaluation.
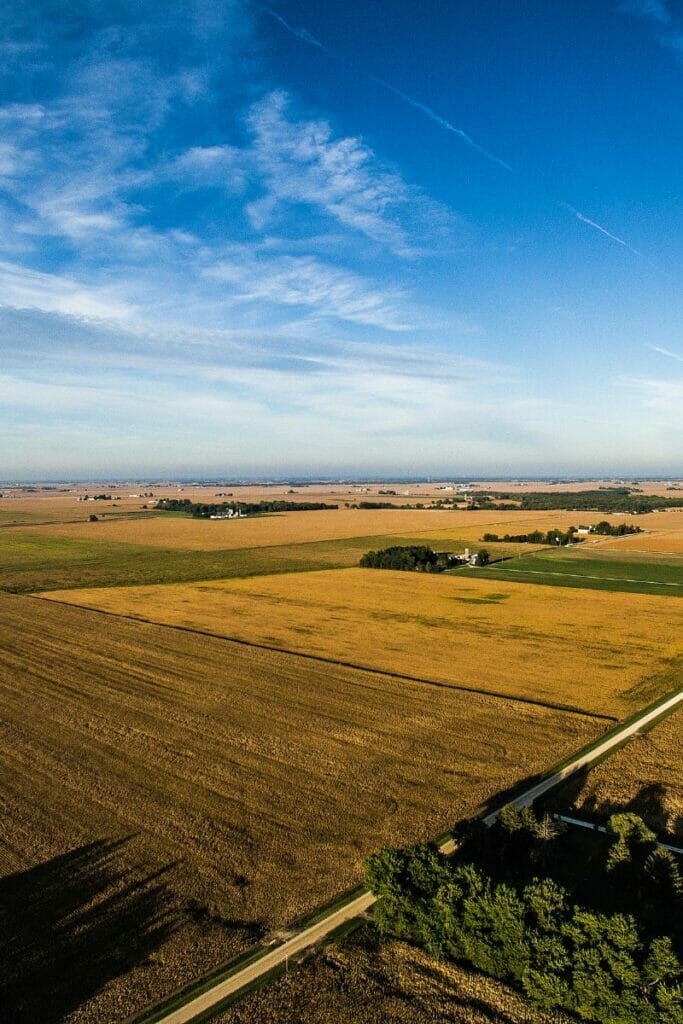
[136,685,683,1024]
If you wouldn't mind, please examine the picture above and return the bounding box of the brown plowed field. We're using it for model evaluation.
[0,592,600,1023]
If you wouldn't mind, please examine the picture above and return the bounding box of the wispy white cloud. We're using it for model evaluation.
[619,0,671,25]
[618,0,683,61]
[205,251,409,330]
[616,374,683,415]
[247,91,455,257]
[0,102,46,124]
[171,144,245,176]
[0,261,135,320]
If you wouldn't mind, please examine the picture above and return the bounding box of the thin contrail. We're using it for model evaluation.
[265,8,511,172]
[650,344,683,362]
[372,78,512,172]
[563,204,642,256]
[265,10,324,48]
[267,8,647,261]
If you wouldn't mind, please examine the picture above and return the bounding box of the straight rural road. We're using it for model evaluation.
[482,685,683,823]
[138,685,683,1024]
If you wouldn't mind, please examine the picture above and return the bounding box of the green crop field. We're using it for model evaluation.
[0,528,486,593]
[469,552,683,596]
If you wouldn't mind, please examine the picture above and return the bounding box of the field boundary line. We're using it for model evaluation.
[482,566,683,587]
[28,594,616,723]
[127,682,683,1024]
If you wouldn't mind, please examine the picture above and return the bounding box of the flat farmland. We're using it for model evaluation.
[0,593,600,1023]
[0,513,560,593]
[0,527,494,594]
[1,507,645,594]
[43,569,683,717]
[0,529,358,593]
[555,706,682,839]
[7,507,602,550]
[591,530,683,555]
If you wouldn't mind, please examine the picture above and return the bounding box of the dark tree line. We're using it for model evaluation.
[360,546,445,571]
[465,489,683,514]
[359,546,488,571]
[351,501,425,509]
[592,520,644,536]
[482,521,644,545]
[157,498,338,517]
[366,806,682,1024]
[481,529,583,545]
[516,489,683,513]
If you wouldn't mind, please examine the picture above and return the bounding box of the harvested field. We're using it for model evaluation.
[7,507,597,550]
[0,592,600,1023]
[219,925,574,1024]
[43,569,683,717]
[9,508,465,550]
[591,530,683,555]
[552,705,683,840]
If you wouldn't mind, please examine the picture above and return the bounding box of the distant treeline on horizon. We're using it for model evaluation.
[464,487,683,514]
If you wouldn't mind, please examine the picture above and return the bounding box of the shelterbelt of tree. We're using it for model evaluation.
[482,522,643,544]
[157,499,338,516]
[367,803,683,1024]
[509,488,683,513]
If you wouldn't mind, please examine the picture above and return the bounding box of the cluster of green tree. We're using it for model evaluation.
[360,546,491,570]
[515,489,683,513]
[592,520,644,536]
[81,493,111,500]
[482,521,644,544]
[366,807,682,1023]
[360,546,447,571]
[156,498,338,516]
[349,500,425,509]
[481,529,584,545]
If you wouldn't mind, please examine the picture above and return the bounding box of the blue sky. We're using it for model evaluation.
[1,0,681,478]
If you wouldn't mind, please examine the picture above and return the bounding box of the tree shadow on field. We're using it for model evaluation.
[474,770,545,822]
[0,837,180,1023]
[541,774,681,839]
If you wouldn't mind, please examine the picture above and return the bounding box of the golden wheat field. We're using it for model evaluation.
[565,707,682,839]
[591,524,683,555]
[12,507,650,552]
[42,569,683,720]
[43,569,683,717]
[14,508,468,549]
[0,592,600,1024]
[219,926,575,1024]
